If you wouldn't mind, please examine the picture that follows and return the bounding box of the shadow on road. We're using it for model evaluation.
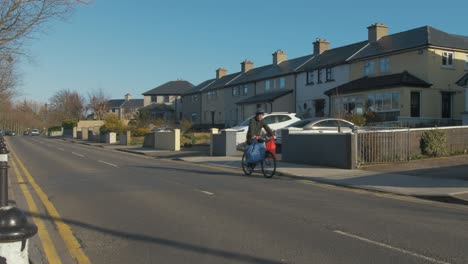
[24,211,284,264]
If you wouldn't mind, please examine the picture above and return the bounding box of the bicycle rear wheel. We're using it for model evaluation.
[261,151,276,178]
[242,153,254,175]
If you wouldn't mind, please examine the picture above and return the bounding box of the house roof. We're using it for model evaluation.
[299,41,368,71]
[204,72,243,91]
[140,103,174,112]
[183,79,217,95]
[143,80,194,96]
[324,71,432,96]
[456,73,468,87]
[236,89,293,105]
[121,99,144,109]
[108,99,125,108]
[350,26,468,61]
[227,55,314,87]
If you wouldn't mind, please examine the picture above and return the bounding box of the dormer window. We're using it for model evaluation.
[442,51,454,67]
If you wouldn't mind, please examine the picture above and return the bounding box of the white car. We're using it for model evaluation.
[228,113,301,145]
[275,118,356,146]
[30,129,41,136]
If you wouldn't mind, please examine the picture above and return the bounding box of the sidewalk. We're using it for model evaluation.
[61,138,468,203]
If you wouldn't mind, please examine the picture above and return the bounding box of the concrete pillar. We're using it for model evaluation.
[126,130,132,146]
[210,128,219,156]
[81,127,89,140]
[72,127,77,139]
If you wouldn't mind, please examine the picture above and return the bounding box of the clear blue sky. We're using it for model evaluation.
[18,0,468,103]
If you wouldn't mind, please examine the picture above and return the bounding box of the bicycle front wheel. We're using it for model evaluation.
[261,151,276,178]
[242,153,254,175]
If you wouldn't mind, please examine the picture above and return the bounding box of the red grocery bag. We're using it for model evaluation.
[266,138,276,156]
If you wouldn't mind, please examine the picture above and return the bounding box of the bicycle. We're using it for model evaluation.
[241,137,277,178]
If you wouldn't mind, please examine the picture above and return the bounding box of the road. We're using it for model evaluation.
[5,136,468,264]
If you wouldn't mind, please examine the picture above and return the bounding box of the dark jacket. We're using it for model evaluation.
[246,117,274,141]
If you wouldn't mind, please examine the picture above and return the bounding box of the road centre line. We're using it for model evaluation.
[196,189,214,195]
[10,159,63,264]
[98,160,118,167]
[72,152,85,157]
[56,148,65,151]
[9,148,92,264]
[333,230,451,264]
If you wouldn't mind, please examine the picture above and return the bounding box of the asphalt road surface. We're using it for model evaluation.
[6,136,468,264]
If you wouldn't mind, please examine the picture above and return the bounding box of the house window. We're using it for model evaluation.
[280,77,286,88]
[151,96,157,102]
[163,96,170,103]
[317,69,322,83]
[325,67,334,82]
[314,99,325,117]
[306,71,314,85]
[265,80,271,91]
[364,60,375,75]
[243,85,248,95]
[380,57,390,73]
[232,87,238,96]
[442,51,454,67]
[273,79,277,89]
[191,113,197,122]
[366,91,400,112]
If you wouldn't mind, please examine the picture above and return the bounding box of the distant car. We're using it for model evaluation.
[4,130,15,136]
[23,131,30,136]
[30,129,41,136]
[275,118,357,146]
[227,112,301,145]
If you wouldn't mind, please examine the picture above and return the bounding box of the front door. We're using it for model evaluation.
[441,92,452,118]
[410,92,420,117]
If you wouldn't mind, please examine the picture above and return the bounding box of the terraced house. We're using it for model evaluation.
[325,24,468,126]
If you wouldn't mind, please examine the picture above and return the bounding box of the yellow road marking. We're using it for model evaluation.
[10,159,63,264]
[9,148,92,264]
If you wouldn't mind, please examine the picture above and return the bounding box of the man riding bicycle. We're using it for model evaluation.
[246,109,275,144]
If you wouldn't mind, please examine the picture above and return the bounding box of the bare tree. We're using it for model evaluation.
[0,57,18,105]
[88,88,109,120]
[49,89,84,122]
[0,0,81,58]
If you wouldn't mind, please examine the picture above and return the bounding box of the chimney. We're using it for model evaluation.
[313,39,330,55]
[272,50,287,65]
[125,93,132,101]
[216,68,227,79]
[241,60,254,73]
[367,23,388,43]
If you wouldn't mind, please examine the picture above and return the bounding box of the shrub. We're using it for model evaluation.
[48,126,62,132]
[343,114,366,126]
[154,118,165,128]
[363,111,383,124]
[62,119,77,129]
[133,127,151,137]
[180,119,192,133]
[100,113,126,134]
[420,129,448,157]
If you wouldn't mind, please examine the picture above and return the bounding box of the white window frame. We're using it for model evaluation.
[306,71,314,85]
[317,69,323,83]
[279,77,286,88]
[364,60,375,75]
[325,67,334,82]
[243,85,248,95]
[379,57,390,73]
[265,80,271,91]
[442,51,454,68]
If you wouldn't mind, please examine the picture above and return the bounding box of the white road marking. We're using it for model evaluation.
[56,148,65,151]
[196,190,214,195]
[98,160,118,167]
[72,152,85,157]
[333,230,451,264]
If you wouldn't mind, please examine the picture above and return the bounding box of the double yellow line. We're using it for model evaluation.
[9,146,91,264]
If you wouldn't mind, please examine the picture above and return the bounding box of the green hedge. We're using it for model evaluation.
[62,119,78,129]
[420,129,447,157]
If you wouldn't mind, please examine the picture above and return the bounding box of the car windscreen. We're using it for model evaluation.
[286,119,312,128]
[239,116,254,126]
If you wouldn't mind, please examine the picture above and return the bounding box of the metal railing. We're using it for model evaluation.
[356,127,410,166]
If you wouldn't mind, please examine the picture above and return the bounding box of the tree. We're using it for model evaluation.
[49,89,85,123]
[0,58,18,105]
[88,88,109,120]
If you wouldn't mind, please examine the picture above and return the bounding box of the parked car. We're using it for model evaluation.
[23,130,30,136]
[4,130,15,136]
[275,118,357,146]
[31,129,41,136]
[228,112,301,145]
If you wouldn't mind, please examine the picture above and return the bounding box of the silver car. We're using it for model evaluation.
[275,118,356,146]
